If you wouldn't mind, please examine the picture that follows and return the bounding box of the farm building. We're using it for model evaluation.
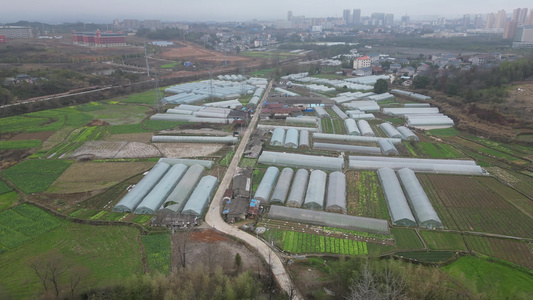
[270,168,295,204]
[378,139,399,156]
[286,169,309,207]
[258,151,344,171]
[397,168,443,229]
[134,164,188,214]
[253,167,280,203]
[268,206,389,234]
[326,171,346,213]
[379,123,402,139]
[313,142,381,155]
[357,120,375,137]
[181,175,219,216]
[270,128,286,146]
[161,164,205,212]
[231,167,252,198]
[113,162,171,213]
[299,130,310,148]
[223,196,250,222]
[303,170,327,210]
[348,156,486,175]
[396,126,419,141]
[284,128,299,148]
[344,119,361,136]
[377,168,416,226]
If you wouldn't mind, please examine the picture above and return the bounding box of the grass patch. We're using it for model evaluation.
[143,119,181,131]
[416,142,464,158]
[250,68,275,77]
[0,139,42,150]
[160,62,178,69]
[443,256,533,299]
[395,251,454,262]
[0,115,50,133]
[0,191,18,211]
[0,180,13,195]
[141,234,171,274]
[120,89,161,104]
[419,231,466,251]
[428,127,459,136]
[391,228,424,250]
[3,160,72,193]
[239,158,257,168]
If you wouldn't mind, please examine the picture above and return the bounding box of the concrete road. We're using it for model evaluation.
[205,80,302,300]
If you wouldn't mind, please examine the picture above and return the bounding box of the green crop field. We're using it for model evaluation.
[415,142,464,158]
[143,119,183,131]
[463,235,533,269]
[0,206,143,299]
[443,256,533,299]
[0,191,18,211]
[3,160,72,193]
[419,231,466,251]
[120,89,162,104]
[83,103,149,125]
[391,228,424,250]
[142,234,171,274]
[0,180,13,195]
[161,62,178,68]
[395,251,454,262]
[428,128,459,136]
[250,68,275,77]
[346,171,389,219]
[0,115,52,133]
[0,140,42,150]
[272,230,368,255]
[332,119,346,134]
[320,118,333,134]
[32,125,109,159]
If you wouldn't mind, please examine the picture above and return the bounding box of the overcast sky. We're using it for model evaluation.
[2,0,532,23]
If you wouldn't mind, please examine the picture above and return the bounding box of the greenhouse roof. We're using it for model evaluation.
[258,151,344,171]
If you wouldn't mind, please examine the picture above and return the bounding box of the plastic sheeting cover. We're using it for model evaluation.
[270,128,286,146]
[181,175,219,216]
[284,128,299,148]
[357,120,375,137]
[397,168,443,228]
[344,119,361,136]
[326,171,346,213]
[378,139,399,156]
[303,170,327,210]
[258,151,344,171]
[286,169,309,207]
[268,206,389,234]
[313,142,381,155]
[134,164,188,214]
[253,166,280,203]
[113,162,170,213]
[158,158,214,169]
[377,168,416,226]
[396,126,419,141]
[313,133,402,145]
[299,130,310,148]
[162,164,205,211]
[270,168,295,204]
[379,123,402,139]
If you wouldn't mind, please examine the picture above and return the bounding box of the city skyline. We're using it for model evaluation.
[1,0,532,23]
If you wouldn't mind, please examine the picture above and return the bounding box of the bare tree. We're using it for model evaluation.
[174,228,192,270]
[345,259,406,300]
[29,250,68,298]
[69,266,91,299]
[201,242,221,274]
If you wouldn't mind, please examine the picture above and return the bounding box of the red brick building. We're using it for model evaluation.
[0,35,6,43]
[72,30,126,47]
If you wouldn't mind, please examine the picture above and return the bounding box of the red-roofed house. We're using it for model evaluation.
[353,55,371,69]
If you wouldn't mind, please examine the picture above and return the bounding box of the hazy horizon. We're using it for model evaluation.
[1,0,532,24]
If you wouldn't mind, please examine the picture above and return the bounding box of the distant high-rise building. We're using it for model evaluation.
[287,11,293,21]
[371,13,385,26]
[123,19,140,29]
[462,14,471,27]
[518,8,528,24]
[486,13,495,28]
[385,14,394,26]
[474,14,483,28]
[495,10,507,28]
[0,26,32,39]
[504,21,518,39]
[527,11,533,25]
[352,9,361,25]
[401,15,410,25]
[143,20,161,30]
[343,9,352,24]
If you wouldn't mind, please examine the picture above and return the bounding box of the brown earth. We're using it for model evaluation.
[70,140,161,159]
[106,132,154,143]
[153,142,223,158]
[7,131,56,142]
[160,41,252,64]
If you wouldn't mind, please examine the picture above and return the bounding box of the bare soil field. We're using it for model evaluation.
[7,131,55,142]
[153,142,223,158]
[160,41,252,64]
[106,132,154,143]
[47,161,155,194]
[70,141,161,159]
[171,229,267,275]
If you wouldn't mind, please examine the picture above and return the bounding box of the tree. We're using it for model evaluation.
[234,253,242,273]
[69,265,91,299]
[412,75,430,89]
[29,250,69,298]
[374,79,388,94]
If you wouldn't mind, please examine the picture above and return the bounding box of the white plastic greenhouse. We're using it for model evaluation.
[270,168,295,204]
[331,105,348,120]
[344,119,361,136]
[313,142,382,155]
[314,106,330,118]
[299,130,310,148]
[284,128,299,148]
[378,139,399,156]
[254,166,280,203]
[158,158,213,169]
[286,116,317,125]
[181,175,219,216]
[377,168,416,226]
[150,114,193,122]
[166,109,194,115]
[379,123,402,139]
[134,164,188,214]
[286,169,309,207]
[357,120,375,137]
[257,124,320,133]
[161,164,205,212]
[397,168,443,228]
[258,151,344,171]
[303,170,327,210]
[268,206,390,234]
[343,100,380,112]
[312,133,402,145]
[270,128,286,146]
[396,126,419,141]
[382,107,440,116]
[113,162,171,213]
[326,171,346,213]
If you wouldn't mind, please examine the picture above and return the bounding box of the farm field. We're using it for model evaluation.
[443,256,533,299]
[141,234,171,274]
[320,118,333,134]
[69,140,161,159]
[419,231,467,251]
[412,142,464,158]
[394,251,455,263]
[80,102,150,125]
[0,191,18,211]
[2,160,72,193]
[417,174,533,238]
[47,161,156,194]
[390,228,424,250]
[345,171,389,220]
[463,235,533,269]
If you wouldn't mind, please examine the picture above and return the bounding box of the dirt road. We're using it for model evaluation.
[205,81,302,299]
